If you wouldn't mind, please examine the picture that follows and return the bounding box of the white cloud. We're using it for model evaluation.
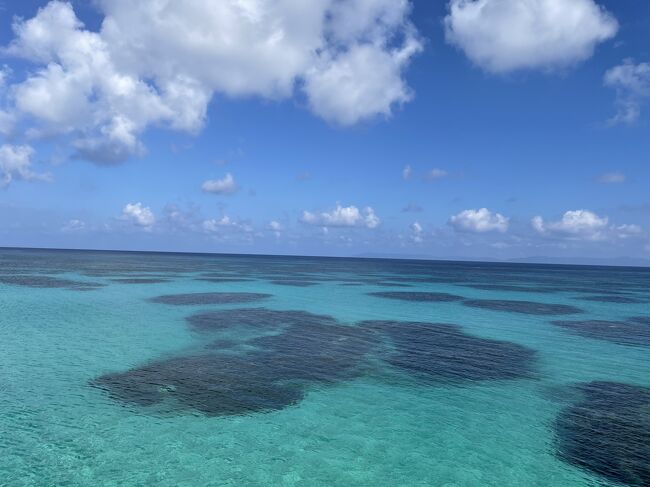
[268,220,283,237]
[0,66,15,136]
[122,202,155,228]
[3,0,421,163]
[0,143,50,187]
[425,168,448,180]
[604,60,650,124]
[444,0,618,73]
[0,110,15,137]
[615,224,641,239]
[7,2,183,164]
[0,67,9,89]
[202,216,231,233]
[61,218,85,232]
[304,37,421,125]
[532,209,608,240]
[203,215,253,234]
[402,164,412,180]
[410,221,423,243]
[301,204,380,228]
[449,208,509,233]
[597,172,626,184]
[201,172,238,195]
[163,203,200,231]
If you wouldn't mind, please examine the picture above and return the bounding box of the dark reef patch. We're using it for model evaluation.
[360,320,536,382]
[205,339,240,350]
[551,318,650,346]
[250,322,377,383]
[368,291,464,302]
[194,277,255,283]
[372,282,412,288]
[555,381,650,486]
[461,284,556,293]
[574,295,642,304]
[269,280,318,287]
[111,278,170,284]
[149,292,271,305]
[93,310,376,416]
[186,307,337,333]
[462,299,582,315]
[92,354,305,416]
[0,274,105,291]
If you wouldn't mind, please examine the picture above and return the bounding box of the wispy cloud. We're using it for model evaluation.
[424,168,448,181]
[596,172,626,184]
[402,202,423,213]
[604,59,650,124]
[0,144,51,188]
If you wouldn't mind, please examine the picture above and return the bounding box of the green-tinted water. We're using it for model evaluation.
[1,249,648,486]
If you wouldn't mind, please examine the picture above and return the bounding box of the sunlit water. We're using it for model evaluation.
[1,249,648,486]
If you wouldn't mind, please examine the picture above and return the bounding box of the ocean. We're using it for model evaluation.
[1,248,648,486]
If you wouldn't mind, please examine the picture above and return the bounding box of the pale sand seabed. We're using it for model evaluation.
[0,249,648,486]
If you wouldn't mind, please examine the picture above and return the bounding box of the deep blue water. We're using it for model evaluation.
[1,248,649,486]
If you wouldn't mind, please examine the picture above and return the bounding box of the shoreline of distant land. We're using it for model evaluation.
[1,245,649,269]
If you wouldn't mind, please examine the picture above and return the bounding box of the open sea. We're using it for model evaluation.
[1,248,648,486]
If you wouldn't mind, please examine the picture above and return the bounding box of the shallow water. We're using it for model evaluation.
[1,248,649,486]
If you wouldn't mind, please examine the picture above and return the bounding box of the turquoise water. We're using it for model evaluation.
[1,249,648,486]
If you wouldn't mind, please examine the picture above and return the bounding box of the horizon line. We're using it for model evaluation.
[2,245,649,270]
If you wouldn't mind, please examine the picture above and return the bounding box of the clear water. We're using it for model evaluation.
[1,248,648,486]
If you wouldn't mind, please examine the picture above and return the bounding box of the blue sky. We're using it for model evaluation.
[0,0,649,261]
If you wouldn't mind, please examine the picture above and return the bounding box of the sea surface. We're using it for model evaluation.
[1,248,648,486]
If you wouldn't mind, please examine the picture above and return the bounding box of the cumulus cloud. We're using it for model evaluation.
[410,221,423,243]
[532,209,608,240]
[201,173,238,195]
[301,204,380,229]
[449,208,509,233]
[597,172,626,184]
[304,37,421,125]
[3,0,421,163]
[604,60,650,124]
[122,202,155,228]
[444,0,618,73]
[0,144,50,187]
[268,220,283,237]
